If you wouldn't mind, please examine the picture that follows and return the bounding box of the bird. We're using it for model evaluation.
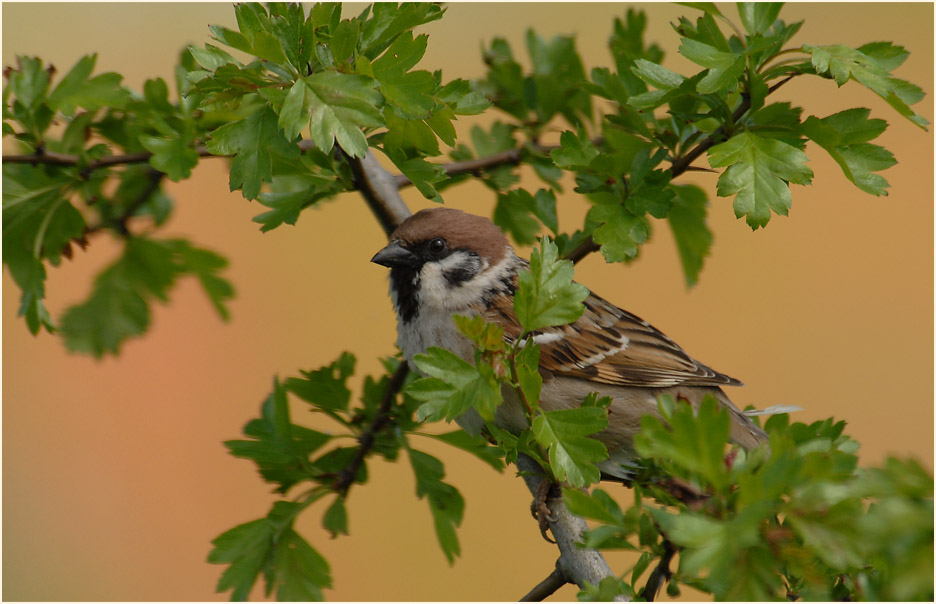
[371,206,768,480]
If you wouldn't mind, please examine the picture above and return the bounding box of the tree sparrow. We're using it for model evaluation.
[372,207,767,479]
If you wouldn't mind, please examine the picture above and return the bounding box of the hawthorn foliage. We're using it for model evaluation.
[3,2,932,601]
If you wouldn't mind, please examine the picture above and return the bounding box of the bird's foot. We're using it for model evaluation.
[530,477,558,543]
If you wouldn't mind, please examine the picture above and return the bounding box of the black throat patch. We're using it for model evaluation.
[390,266,420,323]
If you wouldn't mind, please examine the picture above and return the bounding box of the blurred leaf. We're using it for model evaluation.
[667,184,712,287]
[737,3,783,36]
[322,497,349,538]
[59,237,232,357]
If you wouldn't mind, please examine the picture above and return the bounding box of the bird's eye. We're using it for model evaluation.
[427,238,448,256]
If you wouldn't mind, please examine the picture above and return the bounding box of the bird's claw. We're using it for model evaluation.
[530,478,558,543]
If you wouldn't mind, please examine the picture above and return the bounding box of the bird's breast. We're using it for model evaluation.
[396,307,478,364]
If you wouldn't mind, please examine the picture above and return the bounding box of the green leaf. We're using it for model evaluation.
[804,43,928,129]
[304,71,384,157]
[562,487,626,526]
[678,38,745,94]
[737,3,784,36]
[668,184,712,287]
[253,181,338,232]
[372,31,428,78]
[407,448,464,564]
[209,517,274,601]
[493,189,550,246]
[708,130,813,229]
[532,406,608,487]
[169,239,235,320]
[426,431,505,471]
[9,55,51,109]
[279,78,313,140]
[285,352,356,413]
[410,347,502,422]
[225,379,332,492]
[425,105,457,146]
[209,500,331,602]
[438,79,491,115]
[322,497,349,538]
[4,253,54,334]
[189,43,241,71]
[632,58,685,90]
[139,134,199,181]
[44,53,130,114]
[378,69,437,119]
[358,3,443,59]
[58,237,233,357]
[513,238,589,333]
[587,193,650,262]
[803,108,896,196]
[58,260,150,357]
[386,154,446,204]
[252,30,289,65]
[329,19,360,65]
[515,340,542,409]
[634,395,732,492]
[271,529,332,601]
[550,130,599,169]
[677,3,723,17]
[207,106,298,199]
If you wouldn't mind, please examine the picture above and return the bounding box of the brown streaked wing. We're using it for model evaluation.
[482,290,742,388]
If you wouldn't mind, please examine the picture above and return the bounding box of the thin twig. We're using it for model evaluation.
[395,148,522,188]
[520,562,569,601]
[639,539,678,602]
[2,140,318,169]
[333,362,409,497]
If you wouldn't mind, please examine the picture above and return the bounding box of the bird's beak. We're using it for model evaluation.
[371,240,418,268]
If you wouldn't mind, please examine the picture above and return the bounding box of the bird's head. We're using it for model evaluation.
[371,207,518,322]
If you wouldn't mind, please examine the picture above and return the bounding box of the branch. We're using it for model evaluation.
[638,539,677,602]
[347,151,413,236]
[2,140,318,170]
[516,454,629,601]
[564,74,798,265]
[395,148,523,189]
[520,562,569,602]
[333,361,410,497]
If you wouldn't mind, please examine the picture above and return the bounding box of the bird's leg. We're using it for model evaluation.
[530,476,559,543]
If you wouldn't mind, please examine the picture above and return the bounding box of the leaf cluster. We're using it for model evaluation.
[209,355,505,599]
[3,2,928,354]
[565,397,934,601]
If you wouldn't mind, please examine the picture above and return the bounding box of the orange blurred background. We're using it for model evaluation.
[3,3,932,601]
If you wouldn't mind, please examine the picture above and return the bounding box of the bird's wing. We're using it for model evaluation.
[483,291,742,388]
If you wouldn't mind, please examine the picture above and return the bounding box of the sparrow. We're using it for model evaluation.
[371,207,767,479]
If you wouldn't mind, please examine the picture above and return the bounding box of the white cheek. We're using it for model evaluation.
[417,255,488,312]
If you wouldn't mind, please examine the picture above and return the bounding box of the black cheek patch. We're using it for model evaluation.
[442,252,481,286]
